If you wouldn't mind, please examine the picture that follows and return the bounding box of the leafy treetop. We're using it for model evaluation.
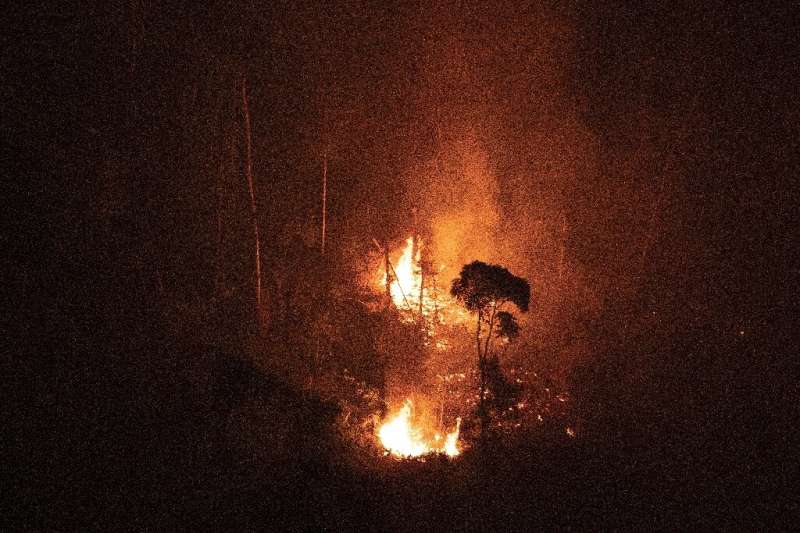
[450,261,530,314]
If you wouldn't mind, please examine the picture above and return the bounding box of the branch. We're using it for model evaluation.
[483,301,498,361]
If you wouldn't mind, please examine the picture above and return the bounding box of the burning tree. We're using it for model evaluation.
[450,261,530,444]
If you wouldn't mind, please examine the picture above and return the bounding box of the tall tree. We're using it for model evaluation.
[240,74,267,332]
[451,261,530,442]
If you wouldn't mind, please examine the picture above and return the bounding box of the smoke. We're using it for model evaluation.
[390,2,687,388]
[348,1,691,397]
[404,3,594,338]
[418,129,502,281]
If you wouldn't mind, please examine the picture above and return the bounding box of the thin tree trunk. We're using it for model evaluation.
[418,252,424,318]
[321,152,327,256]
[476,309,486,442]
[431,274,439,325]
[241,74,266,332]
[483,302,498,362]
[388,259,413,312]
[476,309,483,367]
[384,244,392,302]
[214,151,224,302]
[478,303,500,446]
[411,208,419,263]
[558,212,567,284]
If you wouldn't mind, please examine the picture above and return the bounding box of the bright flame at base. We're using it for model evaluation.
[378,400,461,458]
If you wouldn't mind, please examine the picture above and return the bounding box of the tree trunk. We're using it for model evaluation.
[320,152,327,256]
[213,150,225,303]
[476,309,487,444]
[241,74,267,332]
[477,303,500,447]
[483,302,498,362]
[476,309,483,366]
[431,274,439,325]
[558,212,567,284]
[418,253,424,318]
[384,242,392,303]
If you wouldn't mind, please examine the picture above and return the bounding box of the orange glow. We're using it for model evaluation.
[377,236,467,324]
[374,237,466,458]
[378,399,461,458]
[388,237,420,310]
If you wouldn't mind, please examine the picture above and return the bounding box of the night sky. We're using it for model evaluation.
[6,1,798,529]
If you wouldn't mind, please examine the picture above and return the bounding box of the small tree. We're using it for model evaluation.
[451,261,530,442]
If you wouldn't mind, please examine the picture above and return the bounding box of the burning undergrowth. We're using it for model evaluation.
[378,399,461,458]
[328,233,575,461]
[306,130,578,461]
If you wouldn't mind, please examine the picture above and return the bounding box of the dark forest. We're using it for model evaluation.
[5,1,798,530]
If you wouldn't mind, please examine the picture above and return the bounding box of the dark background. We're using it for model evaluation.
[5,1,798,529]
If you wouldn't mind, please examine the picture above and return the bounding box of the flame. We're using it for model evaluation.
[377,236,466,324]
[442,417,462,456]
[373,235,466,459]
[380,237,421,310]
[378,399,461,458]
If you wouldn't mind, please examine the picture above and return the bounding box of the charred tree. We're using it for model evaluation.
[240,74,267,332]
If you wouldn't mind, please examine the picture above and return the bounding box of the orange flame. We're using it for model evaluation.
[378,399,461,458]
[377,236,467,324]
[379,237,421,310]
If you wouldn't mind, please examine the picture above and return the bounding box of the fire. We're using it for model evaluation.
[379,236,424,311]
[442,418,462,456]
[378,399,461,458]
[377,236,466,324]
[373,235,465,458]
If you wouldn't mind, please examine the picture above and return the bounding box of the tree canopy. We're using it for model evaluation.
[450,260,530,443]
[450,261,530,313]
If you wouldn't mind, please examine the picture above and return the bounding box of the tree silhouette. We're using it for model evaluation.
[451,261,530,443]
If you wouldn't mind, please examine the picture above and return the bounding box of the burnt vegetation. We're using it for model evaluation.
[6,2,797,531]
